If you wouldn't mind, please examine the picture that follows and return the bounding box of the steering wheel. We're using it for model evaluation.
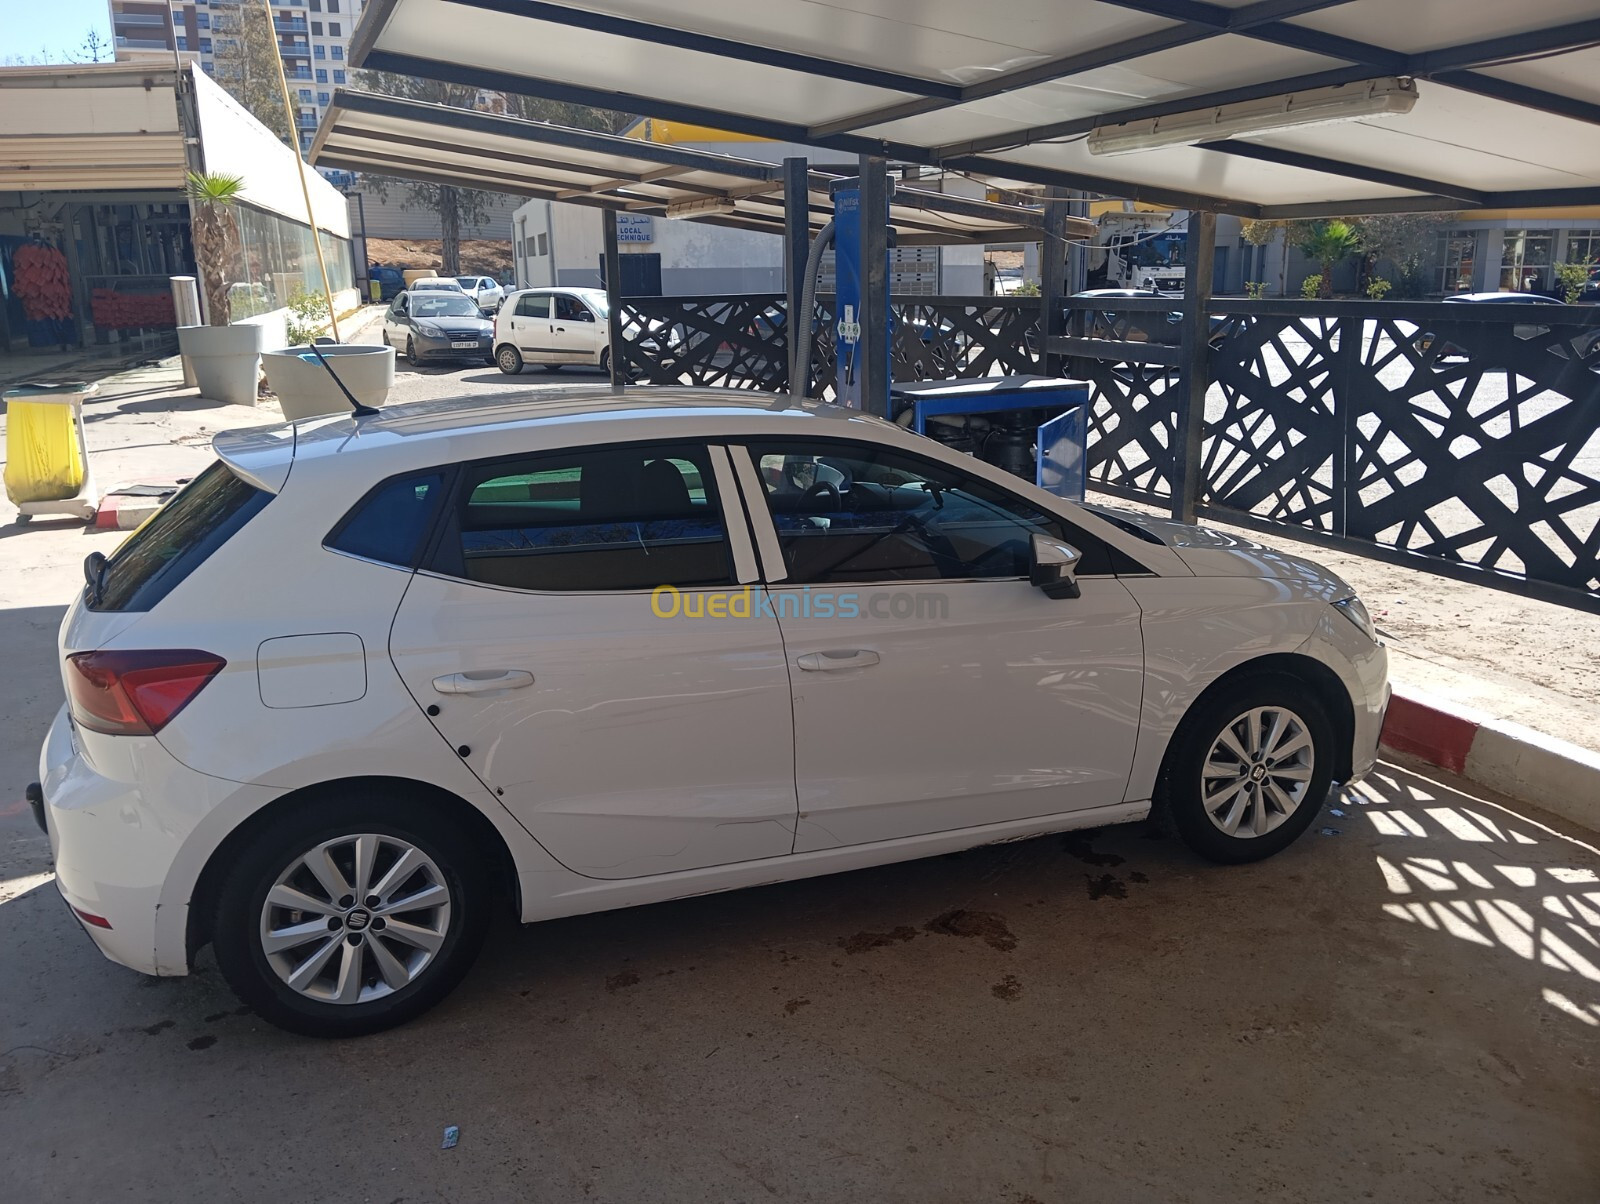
[802,480,842,512]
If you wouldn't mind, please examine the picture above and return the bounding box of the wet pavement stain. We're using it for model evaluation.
[605,971,641,993]
[838,926,918,955]
[924,910,1017,952]
[140,1020,174,1036]
[991,975,1023,1002]
[187,1035,217,1051]
[1085,873,1127,900]
[783,998,812,1015]
[1063,834,1125,867]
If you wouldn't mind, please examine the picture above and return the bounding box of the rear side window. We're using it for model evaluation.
[326,470,446,567]
[516,294,551,319]
[92,462,269,612]
[431,443,731,592]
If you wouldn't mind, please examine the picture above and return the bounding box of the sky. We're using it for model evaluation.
[2,0,115,63]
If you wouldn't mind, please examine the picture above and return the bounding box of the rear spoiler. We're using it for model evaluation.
[212,423,298,494]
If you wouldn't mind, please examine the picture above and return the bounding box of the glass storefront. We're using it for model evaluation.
[1436,233,1476,295]
[224,202,352,318]
[1499,229,1554,292]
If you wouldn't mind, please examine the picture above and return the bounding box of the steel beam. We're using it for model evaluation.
[858,155,891,419]
[1196,140,1490,204]
[602,209,623,390]
[1172,210,1216,524]
[783,156,811,398]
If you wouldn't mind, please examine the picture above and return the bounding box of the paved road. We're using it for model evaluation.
[1,353,1597,1202]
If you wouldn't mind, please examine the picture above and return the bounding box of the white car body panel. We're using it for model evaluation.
[769,577,1144,851]
[37,387,1388,982]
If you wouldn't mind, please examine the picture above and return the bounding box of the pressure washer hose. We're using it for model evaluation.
[791,219,835,402]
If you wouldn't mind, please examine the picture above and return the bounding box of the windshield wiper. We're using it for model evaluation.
[83,551,109,607]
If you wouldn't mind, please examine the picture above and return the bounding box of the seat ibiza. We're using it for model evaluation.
[37,389,1387,1036]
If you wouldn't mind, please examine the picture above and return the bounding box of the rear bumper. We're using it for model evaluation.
[39,704,280,976]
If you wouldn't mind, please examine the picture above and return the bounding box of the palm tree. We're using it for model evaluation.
[1294,220,1363,298]
[186,171,245,325]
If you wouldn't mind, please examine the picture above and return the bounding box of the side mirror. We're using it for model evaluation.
[578,310,595,322]
[1030,533,1083,599]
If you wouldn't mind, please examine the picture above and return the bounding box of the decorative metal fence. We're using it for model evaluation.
[617,293,1600,610]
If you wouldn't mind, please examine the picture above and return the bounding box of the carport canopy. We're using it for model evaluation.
[347,0,1600,218]
[310,89,1093,245]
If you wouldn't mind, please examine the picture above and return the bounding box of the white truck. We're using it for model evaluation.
[1088,211,1188,292]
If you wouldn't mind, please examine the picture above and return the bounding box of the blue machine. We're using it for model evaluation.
[829,181,891,414]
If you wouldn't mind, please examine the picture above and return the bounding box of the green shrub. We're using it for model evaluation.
[285,288,330,346]
[1365,277,1393,301]
[1554,262,1590,304]
[1300,274,1323,300]
[1244,280,1267,300]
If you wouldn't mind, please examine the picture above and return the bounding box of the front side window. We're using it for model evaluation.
[743,440,1118,584]
[434,444,730,592]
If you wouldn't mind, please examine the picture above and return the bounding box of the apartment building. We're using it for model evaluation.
[112,0,363,154]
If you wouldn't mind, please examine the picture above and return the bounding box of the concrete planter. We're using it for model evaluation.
[178,323,265,407]
[261,344,396,421]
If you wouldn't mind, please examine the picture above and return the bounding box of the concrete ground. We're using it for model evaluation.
[1,331,1598,1201]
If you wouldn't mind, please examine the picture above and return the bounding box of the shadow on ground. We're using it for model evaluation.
[1,756,1595,1202]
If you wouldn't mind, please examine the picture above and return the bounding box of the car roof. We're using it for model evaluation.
[213,387,884,491]
[1446,291,1556,303]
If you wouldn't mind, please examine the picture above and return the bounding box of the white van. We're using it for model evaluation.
[492,287,610,375]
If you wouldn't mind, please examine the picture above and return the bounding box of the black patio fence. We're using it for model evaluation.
[615,294,1600,612]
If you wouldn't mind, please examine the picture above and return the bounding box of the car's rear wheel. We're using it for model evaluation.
[496,346,523,375]
[599,347,611,377]
[212,790,490,1037]
[1159,675,1334,864]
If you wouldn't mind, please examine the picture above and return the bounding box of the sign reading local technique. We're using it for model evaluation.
[616,215,654,243]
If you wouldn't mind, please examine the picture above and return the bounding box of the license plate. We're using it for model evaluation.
[451,341,479,350]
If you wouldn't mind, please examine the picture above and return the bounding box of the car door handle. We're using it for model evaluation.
[796,650,880,672]
[432,670,536,694]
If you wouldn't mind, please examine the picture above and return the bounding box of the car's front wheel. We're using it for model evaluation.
[1160,675,1334,864]
[212,790,490,1037]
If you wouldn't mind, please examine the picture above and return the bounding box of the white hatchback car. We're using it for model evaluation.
[38,389,1387,1036]
[493,287,612,375]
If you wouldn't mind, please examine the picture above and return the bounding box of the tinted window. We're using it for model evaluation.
[411,295,480,319]
[555,295,587,320]
[744,441,1121,583]
[516,294,551,319]
[326,471,446,567]
[93,462,270,612]
[439,444,730,592]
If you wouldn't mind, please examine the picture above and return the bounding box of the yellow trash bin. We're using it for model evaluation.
[3,381,99,522]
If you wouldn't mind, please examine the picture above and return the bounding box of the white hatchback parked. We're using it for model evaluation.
[38,389,1387,1035]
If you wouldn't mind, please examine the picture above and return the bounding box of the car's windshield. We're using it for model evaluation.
[413,280,460,291]
[454,277,479,289]
[578,292,609,317]
[412,296,481,318]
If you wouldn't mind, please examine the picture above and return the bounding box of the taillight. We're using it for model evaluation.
[66,650,226,736]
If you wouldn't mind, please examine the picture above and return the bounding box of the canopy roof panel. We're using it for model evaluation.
[349,0,1600,217]
[310,90,1087,245]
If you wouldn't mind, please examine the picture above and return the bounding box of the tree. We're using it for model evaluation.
[209,0,294,147]
[187,171,245,325]
[1353,212,1455,299]
[355,72,622,273]
[1293,220,1363,298]
[1240,218,1284,296]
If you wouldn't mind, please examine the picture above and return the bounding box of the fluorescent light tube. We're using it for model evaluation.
[1086,77,1418,156]
[665,196,739,218]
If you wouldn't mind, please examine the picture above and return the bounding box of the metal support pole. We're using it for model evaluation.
[1040,186,1069,376]
[782,155,810,397]
[602,208,624,390]
[857,154,890,418]
[1067,191,1090,295]
[1172,209,1217,523]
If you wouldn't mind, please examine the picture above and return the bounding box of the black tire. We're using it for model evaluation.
[212,788,491,1037]
[599,347,611,377]
[541,363,562,374]
[404,337,417,365]
[496,345,523,375]
[1157,673,1335,865]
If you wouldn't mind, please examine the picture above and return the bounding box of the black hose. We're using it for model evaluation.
[791,219,836,402]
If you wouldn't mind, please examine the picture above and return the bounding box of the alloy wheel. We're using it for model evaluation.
[258,833,452,1005]
[1199,706,1316,838]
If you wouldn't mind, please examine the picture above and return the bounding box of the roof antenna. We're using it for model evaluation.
[306,338,380,417]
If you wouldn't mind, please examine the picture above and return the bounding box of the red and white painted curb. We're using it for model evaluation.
[93,483,181,530]
[1380,689,1600,833]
